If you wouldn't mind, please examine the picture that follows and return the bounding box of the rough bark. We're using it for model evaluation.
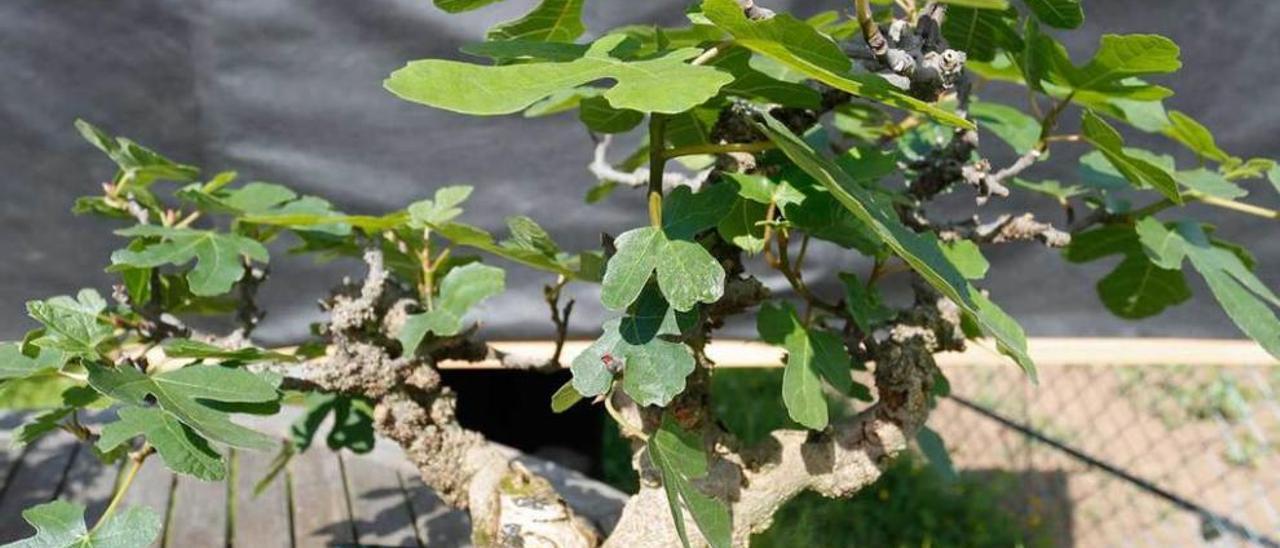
[605,339,939,547]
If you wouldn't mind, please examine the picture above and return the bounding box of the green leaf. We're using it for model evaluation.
[1075,35,1181,89]
[432,221,583,279]
[662,184,737,241]
[504,215,562,257]
[1173,224,1280,359]
[3,500,161,548]
[940,0,1009,8]
[757,302,851,429]
[600,225,725,312]
[75,119,200,190]
[398,263,505,354]
[1270,165,1280,195]
[647,417,732,548]
[0,342,57,381]
[25,290,112,357]
[487,0,585,43]
[943,7,1023,62]
[839,272,895,333]
[87,362,279,450]
[98,406,226,480]
[1134,218,1185,270]
[1176,169,1246,200]
[1081,111,1181,204]
[716,197,768,254]
[407,185,474,227]
[111,225,270,297]
[916,426,958,482]
[970,100,1040,154]
[1043,34,1181,94]
[756,113,1036,379]
[161,339,296,363]
[570,287,697,406]
[941,240,990,280]
[1164,111,1230,163]
[386,34,734,115]
[1021,0,1083,29]
[10,388,99,447]
[550,381,583,413]
[434,0,505,12]
[702,0,972,129]
[1065,225,1191,319]
[579,96,644,134]
[711,47,822,109]
[462,40,588,63]
[1008,178,1085,203]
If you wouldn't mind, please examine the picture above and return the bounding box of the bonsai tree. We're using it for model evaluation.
[3,0,1278,546]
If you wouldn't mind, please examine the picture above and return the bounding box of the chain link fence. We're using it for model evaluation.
[926,361,1280,547]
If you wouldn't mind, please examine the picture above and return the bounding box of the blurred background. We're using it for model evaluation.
[1,1,1279,546]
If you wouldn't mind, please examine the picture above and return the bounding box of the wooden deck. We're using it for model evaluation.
[0,410,626,547]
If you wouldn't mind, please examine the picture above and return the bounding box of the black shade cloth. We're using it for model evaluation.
[1,0,1277,345]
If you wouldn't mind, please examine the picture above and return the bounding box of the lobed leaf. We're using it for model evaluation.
[3,500,161,548]
[398,263,505,354]
[87,362,280,450]
[111,226,270,297]
[385,34,734,115]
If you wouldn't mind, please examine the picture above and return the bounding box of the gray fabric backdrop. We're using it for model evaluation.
[1,0,1277,345]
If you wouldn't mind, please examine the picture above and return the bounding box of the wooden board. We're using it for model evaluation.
[231,448,293,548]
[0,433,79,543]
[166,473,228,547]
[58,445,122,526]
[436,337,1278,369]
[289,447,355,547]
[342,452,421,547]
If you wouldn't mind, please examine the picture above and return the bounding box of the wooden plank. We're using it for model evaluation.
[400,472,470,548]
[290,447,355,547]
[342,453,420,547]
[166,473,227,547]
[434,337,1278,369]
[0,433,80,543]
[58,444,122,526]
[232,448,292,548]
[0,412,29,493]
[118,457,174,548]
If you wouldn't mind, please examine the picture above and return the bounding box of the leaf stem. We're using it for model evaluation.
[604,392,648,441]
[1135,192,1280,221]
[661,141,776,160]
[690,40,732,66]
[647,115,668,228]
[92,443,153,534]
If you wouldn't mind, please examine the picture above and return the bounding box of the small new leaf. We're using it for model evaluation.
[398,263,505,354]
[25,290,112,358]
